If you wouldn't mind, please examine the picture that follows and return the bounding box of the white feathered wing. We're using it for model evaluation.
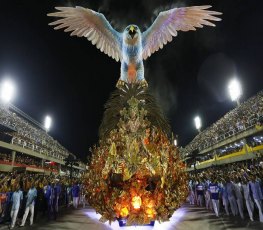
[48,6,122,62]
[142,5,222,60]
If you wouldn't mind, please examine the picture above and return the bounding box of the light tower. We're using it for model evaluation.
[0,79,16,104]
[44,115,52,132]
[194,116,202,133]
[228,78,242,106]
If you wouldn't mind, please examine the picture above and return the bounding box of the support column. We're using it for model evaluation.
[11,151,16,169]
[243,138,249,155]
[58,163,61,175]
[214,151,218,166]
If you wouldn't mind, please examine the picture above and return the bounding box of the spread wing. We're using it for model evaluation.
[142,5,222,60]
[48,6,122,62]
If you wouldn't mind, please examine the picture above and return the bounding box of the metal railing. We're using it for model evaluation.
[182,115,262,158]
[9,104,46,130]
[0,105,74,158]
[11,136,65,161]
[198,117,259,151]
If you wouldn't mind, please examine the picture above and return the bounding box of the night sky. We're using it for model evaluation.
[0,0,262,162]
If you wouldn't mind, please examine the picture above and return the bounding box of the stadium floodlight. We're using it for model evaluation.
[228,78,242,106]
[194,116,202,132]
[44,115,52,131]
[0,79,15,103]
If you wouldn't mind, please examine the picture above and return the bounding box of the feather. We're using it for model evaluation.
[99,83,171,139]
[142,5,222,60]
[48,6,122,62]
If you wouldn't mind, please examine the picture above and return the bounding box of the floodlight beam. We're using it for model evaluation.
[0,79,15,103]
[228,78,242,105]
[44,115,52,131]
[194,116,202,131]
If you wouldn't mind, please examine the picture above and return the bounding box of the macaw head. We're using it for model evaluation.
[124,24,141,44]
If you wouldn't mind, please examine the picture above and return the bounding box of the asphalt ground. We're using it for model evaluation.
[0,204,262,230]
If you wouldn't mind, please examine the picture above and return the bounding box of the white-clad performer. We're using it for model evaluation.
[249,174,263,222]
[20,183,37,227]
[10,185,23,229]
[241,177,254,221]
[226,177,238,216]
[233,178,244,219]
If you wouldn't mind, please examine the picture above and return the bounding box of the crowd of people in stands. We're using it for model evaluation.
[188,159,263,223]
[196,153,214,164]
[0,153,12,163]
[189,136,263,165]
[14,155,42,168]
[0,153,59,171]
[249,137,263,147]
[184,90,263,155]
[217,143,244,158]
[0,106,71,160]
[0,172,85,229]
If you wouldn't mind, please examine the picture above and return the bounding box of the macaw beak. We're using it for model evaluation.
[130,25,135,33]
[129,26,136,38]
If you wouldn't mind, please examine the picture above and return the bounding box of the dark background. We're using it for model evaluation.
[0,0,262,162]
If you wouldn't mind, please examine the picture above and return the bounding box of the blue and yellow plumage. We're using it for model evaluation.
[48,5,221,86]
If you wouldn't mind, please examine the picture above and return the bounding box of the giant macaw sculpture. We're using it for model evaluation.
[48,5,221,86]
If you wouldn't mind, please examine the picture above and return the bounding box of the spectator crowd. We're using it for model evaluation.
[0,153,59,172]
[0,172,86,229]
[183,90,263,156]
[0,105,72,160]
[188,159,263,223]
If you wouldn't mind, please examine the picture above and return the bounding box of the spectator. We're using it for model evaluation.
[182,91,263,157]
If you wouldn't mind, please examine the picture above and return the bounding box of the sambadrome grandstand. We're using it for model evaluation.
[181,90,263,170]
[0,102,85,175]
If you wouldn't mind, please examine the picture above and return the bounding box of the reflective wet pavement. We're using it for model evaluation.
[1,204,262,230]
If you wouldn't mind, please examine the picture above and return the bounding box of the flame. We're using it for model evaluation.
[145,208,155,218]
[147,200,155,208]
[143,137,150,145]
[120,207,129,217]
[132,196,142,209]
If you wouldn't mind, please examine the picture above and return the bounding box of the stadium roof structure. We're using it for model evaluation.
[9,104,46,130]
